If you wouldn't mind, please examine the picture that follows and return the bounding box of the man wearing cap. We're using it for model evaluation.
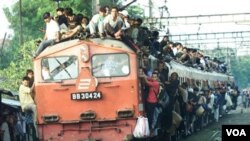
[89,6,107,39]
[34,12,60,57]
[119,10,130,30]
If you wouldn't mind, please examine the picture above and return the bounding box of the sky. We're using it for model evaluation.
[135,0,250,49]
[137,0,250,16]
[1,0,250,39]
[0,0,17,39]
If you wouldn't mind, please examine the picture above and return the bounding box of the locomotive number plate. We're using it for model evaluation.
[71,92,102,100]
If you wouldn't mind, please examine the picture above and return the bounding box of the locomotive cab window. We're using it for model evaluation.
[41,56,78,81]
[92,53,130,77]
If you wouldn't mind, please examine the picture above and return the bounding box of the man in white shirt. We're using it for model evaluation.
[119,10,130,30]
[89,6,106,39]
[34,12,60,57]
[103,7,123,39]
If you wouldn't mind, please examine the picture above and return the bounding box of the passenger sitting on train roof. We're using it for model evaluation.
[88,6,107,39]
[55,7,68,33]
[64,7,76,30]
[104,5,110,15]
[119,10,130,30]
[61,14,89,40]
[103,7,140,52]
[34,12,60,58]
[136,19,150,46]
[103,6,123,39]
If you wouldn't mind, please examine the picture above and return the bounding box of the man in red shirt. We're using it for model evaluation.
[140,71,160,133]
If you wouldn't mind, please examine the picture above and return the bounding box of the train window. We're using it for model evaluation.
[91,53,130,77]
[41,56,78,81]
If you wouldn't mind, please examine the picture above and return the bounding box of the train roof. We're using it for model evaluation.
[1,98,21,108]
[0,88,20,108]
[0,88,18,96]
[37,39,134,58]
[169,60,230,81]
[149,55,232,81]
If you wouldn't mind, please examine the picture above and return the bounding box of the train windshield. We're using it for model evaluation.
[92,53,130,77]
[41,56,78,81]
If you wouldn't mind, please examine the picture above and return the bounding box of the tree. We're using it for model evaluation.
[1,0,94,70]
[0,0,143,90]
[230,56,250,88]
[3,0,94,45]
[0,40,36,91]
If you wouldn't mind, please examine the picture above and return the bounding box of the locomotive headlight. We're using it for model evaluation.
[117,108,134,118]
[42,114,60,123]
[80,45,90,62]
[80,110,96,120]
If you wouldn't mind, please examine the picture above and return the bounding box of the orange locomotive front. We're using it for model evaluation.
[33,39,142,141]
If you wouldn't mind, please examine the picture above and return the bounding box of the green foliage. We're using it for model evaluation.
[1,0,93,69]
[127,5,144,18]
[0,0,142,91]
[3,0,93,45]
[99,0,115,7]
[0,40,35,91]
[230,56,250,88]
[2,0,139,47]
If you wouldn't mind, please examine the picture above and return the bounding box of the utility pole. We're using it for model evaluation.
[19,0,23,45]
[1,33,7,57]
[149,0,152,18]
[92,0,100,16]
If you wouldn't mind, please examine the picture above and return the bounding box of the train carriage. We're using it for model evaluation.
[34,39,141,141]
[33,38,233,141]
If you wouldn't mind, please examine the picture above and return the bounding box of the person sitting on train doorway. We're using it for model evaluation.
[19,76,38,138]
[139,71,160,136]
[88,6,107,39]
[34,12,60,58]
